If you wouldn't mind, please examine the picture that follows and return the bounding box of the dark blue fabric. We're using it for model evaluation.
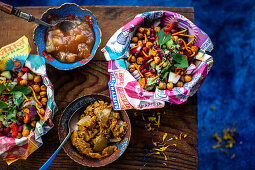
[2,0,255,169]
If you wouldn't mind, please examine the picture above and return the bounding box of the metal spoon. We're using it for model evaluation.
[39,107,83,170]
[0,1,75,32]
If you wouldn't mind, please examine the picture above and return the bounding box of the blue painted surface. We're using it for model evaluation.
[2,0,255,169]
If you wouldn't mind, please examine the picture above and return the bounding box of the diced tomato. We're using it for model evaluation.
[22,67,30,72]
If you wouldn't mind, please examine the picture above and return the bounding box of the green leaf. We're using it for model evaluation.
[5,107,17,121]
[23,124,31,130]
[166,39,174,49]
[2,120,8,127]
[0,112,4,121]
[161,65,170,80]
[172,53,189,68]
[13,91,25,107]
[157,29,171,47]
[0,83,6,95]
[5,85,31,95]
[162,65,170,75]
[0,101,9,110]
[162,72,169,80]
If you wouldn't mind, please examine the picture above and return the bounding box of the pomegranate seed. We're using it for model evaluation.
[4,127,10,134]
[142,47,148,53]
[171,29,178,34]
[18,126,23,132]
[141,69,147,74]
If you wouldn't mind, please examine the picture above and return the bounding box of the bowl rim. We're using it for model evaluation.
[58,93,131,167]
[33,3,102,70]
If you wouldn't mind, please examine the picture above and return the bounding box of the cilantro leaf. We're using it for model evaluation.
[13,91,25,107]
[0,83,6,95]
[161,65,170,80]
[162,72,169,80]
[172,53,189,68]
[162,65,170,75]
[157,29,171,47]
[5,85,31,95]
[0,112,4,121]
[0,101,9,110]
[5,107,17,121]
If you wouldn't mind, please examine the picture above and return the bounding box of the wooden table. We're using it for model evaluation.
[0,6,197,169]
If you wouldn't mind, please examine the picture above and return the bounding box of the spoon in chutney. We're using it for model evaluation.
[39,107,83,170]
[0,1,75,32]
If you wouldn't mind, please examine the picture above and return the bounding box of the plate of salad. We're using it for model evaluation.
[0,68,48,138]
[127,23,200,91]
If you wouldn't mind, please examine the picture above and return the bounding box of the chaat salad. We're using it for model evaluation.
[0,68,47,138]
[127,23,200,91]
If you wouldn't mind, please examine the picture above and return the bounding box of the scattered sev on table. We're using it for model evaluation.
[211,123,238,159]
[134,112,188,166]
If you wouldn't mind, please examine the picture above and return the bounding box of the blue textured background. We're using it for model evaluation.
[3,0,255,169]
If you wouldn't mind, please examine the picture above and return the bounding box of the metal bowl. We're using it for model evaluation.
[33,3,101,70]
[58,94,131,167]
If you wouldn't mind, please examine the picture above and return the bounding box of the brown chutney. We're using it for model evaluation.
[45,19,95,63]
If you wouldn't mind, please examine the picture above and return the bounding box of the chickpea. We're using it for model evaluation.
[146,42,154,49]
[137,40,143,47]
[159,81,166,90]
[145,28,150,36]
[66,55,76,63]
[41,97,48,105]
[30,121,37,128]
[20,79,27,86]
[184,75,192,82]
[33,85,40,93]
[34,76,41,83]
[167,82,174,90]
[154,26,161,32]
[136,32,143,39]
[22,129,30,137]
[171,36,179,42]
[130,56,136,63]
[191,45,199,53]
[40,91,47,97]
[129,65,136,73]
[40,85,47,91]
[176,81,183,87]
[154,56,161,64]
[150,61,156,68]
[137,57,143,65]
[37,95,41,100]
[138,27,145,33]
[131,37,138,43]
[16,133,22,139]
[40,108,45,116]
[17,71,23,78]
